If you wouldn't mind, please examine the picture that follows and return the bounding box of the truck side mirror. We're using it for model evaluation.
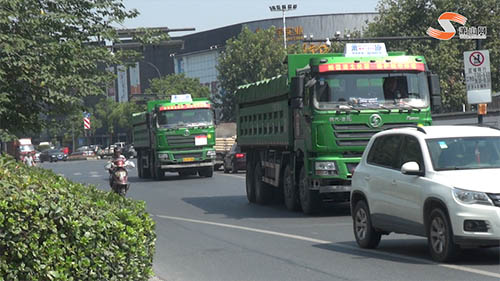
[145,112,151,129]
[291,76,304,99]
[212,109,218,125]
[429,73,442,108]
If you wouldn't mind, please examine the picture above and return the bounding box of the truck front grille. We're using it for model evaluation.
[166,135,195,146]
[173,152,203,160]
[333,123,417,147]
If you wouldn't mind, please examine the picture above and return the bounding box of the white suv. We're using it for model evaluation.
[351,125,500,262]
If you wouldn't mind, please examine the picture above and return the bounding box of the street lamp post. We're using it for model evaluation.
[269,4,297,49]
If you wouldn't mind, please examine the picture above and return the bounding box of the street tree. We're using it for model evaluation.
[216,27,289,122]
[145,73,210,99]
[0,0,156,138]
[365,0,500,112]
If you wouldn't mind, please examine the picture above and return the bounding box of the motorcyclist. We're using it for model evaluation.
[107,148,126,185]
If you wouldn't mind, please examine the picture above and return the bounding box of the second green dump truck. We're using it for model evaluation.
[133,94,216,180]
[236,43,441,214]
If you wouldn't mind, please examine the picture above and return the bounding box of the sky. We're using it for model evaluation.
[121,0,380,36]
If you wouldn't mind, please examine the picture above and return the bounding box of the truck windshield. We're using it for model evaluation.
[313,72,429,110]
[157,108,213,128]
[19,145,35,152]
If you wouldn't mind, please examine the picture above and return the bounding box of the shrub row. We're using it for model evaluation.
[0,155,156,281]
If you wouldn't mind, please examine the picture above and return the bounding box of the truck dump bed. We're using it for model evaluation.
[236,75,292,148]
[132,112,149,148]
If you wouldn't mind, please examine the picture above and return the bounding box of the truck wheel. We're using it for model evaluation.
[246,162,256,203]
[283,164,300,211]
[214,164,221,171]
[298,166,321,215]
[199,166,214,177]
[428,208,459,262]
[254,161,272,204]
[154,167,164,180]
[137,154,143,179]
[353,200,381,249]
[231,161,238,174]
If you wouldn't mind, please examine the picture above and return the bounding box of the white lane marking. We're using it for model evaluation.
[155,214,500,279]
[218,173,245,179]
[90,174,101,178]
[89,171,99,174]
[156,214,329,244]
[73,172,82,176]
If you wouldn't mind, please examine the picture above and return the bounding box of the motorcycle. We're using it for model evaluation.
[105,158,135,196]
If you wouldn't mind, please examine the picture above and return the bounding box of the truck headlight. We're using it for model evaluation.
[315,161,337,176]
[158,153,169,160]
[207,150,216,158]
[452,188,493,206]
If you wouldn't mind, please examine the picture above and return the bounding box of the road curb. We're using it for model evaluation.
[149,276,165,281]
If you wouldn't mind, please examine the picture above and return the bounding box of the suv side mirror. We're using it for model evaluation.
[428,73,441,108]
[401,161,424,176]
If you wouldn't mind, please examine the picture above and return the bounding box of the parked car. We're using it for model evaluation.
[40,149,67,162]
[71,146,95,157]
[351,125,500,262]
[223,144,246,173]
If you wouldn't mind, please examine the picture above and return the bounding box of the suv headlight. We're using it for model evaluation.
[207,150,216,158]
[315,161,337,176]
[158,153,169,160]
[452,188,493,206]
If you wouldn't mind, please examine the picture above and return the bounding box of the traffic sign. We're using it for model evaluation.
[83,117,91,130]
[464,50,491,104]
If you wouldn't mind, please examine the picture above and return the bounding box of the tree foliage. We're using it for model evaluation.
[0,0,140,137]
[365,0,500,112]
[145,73,210,99]
[215,27,289,121]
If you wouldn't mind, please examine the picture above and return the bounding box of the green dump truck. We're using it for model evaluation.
[133,94,216,180]
[236,43,441,214]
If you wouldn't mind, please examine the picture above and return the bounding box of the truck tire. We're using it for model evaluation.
[254,161,272,204]
[246,157,256,203]
[283,164,300,211]
[199,166,214,177]
[231,161,238,174]
[214,164,221,171]
[137,153,143,179]
[299,166,321,215]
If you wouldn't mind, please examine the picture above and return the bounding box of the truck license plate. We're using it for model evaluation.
[195,135,207,146]
[183,157,195,162]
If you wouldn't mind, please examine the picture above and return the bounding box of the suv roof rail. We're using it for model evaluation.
[416,126,427,134]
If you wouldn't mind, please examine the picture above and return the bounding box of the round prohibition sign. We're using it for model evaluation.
[469,51,485,67]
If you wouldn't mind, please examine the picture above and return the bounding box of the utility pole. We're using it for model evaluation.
[476,38,485,125]
[269,4,297,49]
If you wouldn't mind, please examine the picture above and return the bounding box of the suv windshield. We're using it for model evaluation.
[313,71,429,110]
[427,137,500,170]
[157,108,213,128]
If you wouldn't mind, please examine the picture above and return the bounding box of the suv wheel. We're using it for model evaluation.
[353,200,381,249]
[428,208,459,262]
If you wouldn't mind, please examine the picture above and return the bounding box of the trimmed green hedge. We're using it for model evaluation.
[0,155,155,281]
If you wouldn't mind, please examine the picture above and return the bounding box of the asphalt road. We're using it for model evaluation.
[42,160,500,281]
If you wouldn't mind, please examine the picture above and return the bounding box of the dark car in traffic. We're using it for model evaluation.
[223,144,246,173]
[40,149,67,162]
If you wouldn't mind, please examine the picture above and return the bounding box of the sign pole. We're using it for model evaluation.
[476,39,483,125]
